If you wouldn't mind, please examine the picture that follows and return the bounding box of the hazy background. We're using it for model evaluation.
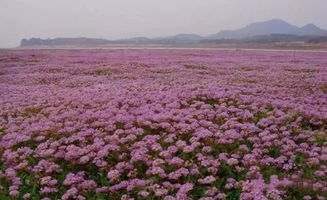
[1,0,327,48]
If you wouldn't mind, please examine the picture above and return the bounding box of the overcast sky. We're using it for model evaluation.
[1,0,327,48]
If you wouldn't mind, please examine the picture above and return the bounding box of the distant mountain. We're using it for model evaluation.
[166,34,203,40]
[20,37,111,47]
[19,19,327,47]
[208,19,327,39]
[298,24,327,35]
[201,34,327,44]
[20,34,204,47]
[150,34,203,45]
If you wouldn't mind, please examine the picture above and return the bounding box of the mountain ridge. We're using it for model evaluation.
[208,19,327,39]
[20,19,327,47]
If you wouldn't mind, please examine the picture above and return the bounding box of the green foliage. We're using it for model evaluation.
[192,96,218,106]
[301,122,313,131]
[205,99,218,106]
[217,141,241,154]
[177,150,196,161]
[295,137,306,145]
[268,147,281,158]
[261,165,285,183]
[205,139,252,157]
[266,104,274,112]
[301,166,316,180]
[115,122,125,129]
[134,161,148,178]
[49,131,71,141]
[1,113,8,121]
[219,163,247,181]
[12,141,38,150]
[281,115,298,126]
[27,156,39,166]
[283,185,327,200]
[189,186,207,199]
[283,186,310,200]
[0,128,4,136]
[23,107,42,117]
[227,99,237,106]
[157,136,170,150]
[18,172,41,200]
[0,176,10,198]
[315,134,325,146]
[294,152,307,167]
[254,112,268,123]
[179,133,192,142]
[161,163,174,174]
[322,84,327,94]
[211,163,245,200]
[225,189,241,200]
[214,117,225,125]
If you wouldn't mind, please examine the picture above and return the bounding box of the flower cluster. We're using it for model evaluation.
[0,49,326,199]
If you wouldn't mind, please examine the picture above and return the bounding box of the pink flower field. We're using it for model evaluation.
[0,49,326,200]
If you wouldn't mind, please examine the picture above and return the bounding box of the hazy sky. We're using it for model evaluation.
[1,0,327,48]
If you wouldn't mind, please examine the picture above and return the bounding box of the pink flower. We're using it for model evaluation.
[9,190,19,197]
[138,190,149,197]
[107,170,121,181]
[227,158,239,166]
[79,155,90,164]
[198,176,216,184]
[23,193,31,200]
